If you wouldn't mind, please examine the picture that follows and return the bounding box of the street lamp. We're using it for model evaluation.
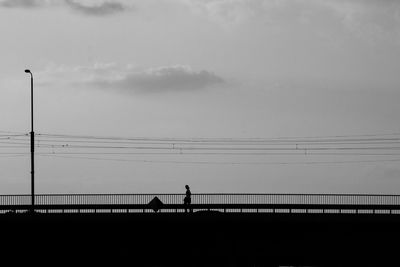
[25,69,34,213]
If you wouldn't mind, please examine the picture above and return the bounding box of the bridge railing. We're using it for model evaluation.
[0,193,400,206]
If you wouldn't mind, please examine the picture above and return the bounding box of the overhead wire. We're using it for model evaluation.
[37,131,400,139]
[4,136,400,150]
[7,132,400,144]
[38,154,400,165]
[2,131,400,164]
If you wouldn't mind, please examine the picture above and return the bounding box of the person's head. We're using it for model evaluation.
[185,185,189,190]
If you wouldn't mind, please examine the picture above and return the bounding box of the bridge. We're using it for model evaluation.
[2,193,400,214]
[2,193,400,266]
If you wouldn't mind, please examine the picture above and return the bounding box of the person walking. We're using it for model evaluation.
[184,185,192,213]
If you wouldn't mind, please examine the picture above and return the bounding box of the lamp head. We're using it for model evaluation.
[25,69,31,74]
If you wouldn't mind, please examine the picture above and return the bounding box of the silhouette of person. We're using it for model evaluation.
[184,185,192,213]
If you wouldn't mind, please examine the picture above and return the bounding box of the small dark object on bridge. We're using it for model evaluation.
[184,185,192,213]
[148,197,164,212]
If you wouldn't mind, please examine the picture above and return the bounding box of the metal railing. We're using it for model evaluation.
[1,193,400,214]
[1,193,400,205]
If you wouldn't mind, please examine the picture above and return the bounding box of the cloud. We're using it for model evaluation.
[321,0,400,44]
[93,65,224,92]
[37,63,224,93]
[180,0,266,27]
[0,0,43,8]
[181,0,400,43]
[0,0,128,15]
[65,0,126,16]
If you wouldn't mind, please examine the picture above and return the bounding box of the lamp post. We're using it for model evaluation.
[25,69,34,213]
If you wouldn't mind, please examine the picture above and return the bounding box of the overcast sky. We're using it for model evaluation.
[0,0,400,195]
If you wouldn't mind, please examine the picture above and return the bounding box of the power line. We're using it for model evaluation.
[0,130,28,135]
[30,152,400,156]
[38,154,400,165]
[36,132,400,143]
[4,142,400,154]
[35,145,400,150]
[0,154,28,158]
[4,131,400,165]
[4,140,400,151]
[11,137,400,146]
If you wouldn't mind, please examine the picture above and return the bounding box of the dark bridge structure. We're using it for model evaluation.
[2,193,400,214]
[2,193,400,266]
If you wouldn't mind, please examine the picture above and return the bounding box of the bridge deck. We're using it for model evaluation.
[2,203,400,214]
[1,193,400,214]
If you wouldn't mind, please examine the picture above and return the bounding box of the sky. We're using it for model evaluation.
[0,0,400,195]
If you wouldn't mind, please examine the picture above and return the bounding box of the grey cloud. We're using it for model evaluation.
[65,0,126,16]
[321,0,400,44]
[0,0,127,15]
[185,0,400,42]
[0,0,41,8]
[92,66,224,92]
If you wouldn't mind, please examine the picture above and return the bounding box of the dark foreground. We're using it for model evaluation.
[1,212,399,266]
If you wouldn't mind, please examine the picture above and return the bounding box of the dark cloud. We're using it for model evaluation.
[65,0,126,16]
[92,66,224,92]
[0,0,41,8]
[0,0,127,15]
